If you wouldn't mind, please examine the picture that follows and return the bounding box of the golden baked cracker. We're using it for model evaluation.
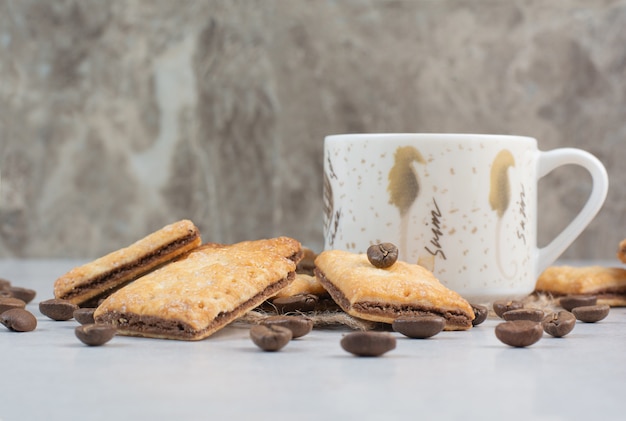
[618,239,626,264]
[272,273,327,299]
[535,266,626,306]
[314,249,475,330]
[94,237,302,340]
[54,220,202,306]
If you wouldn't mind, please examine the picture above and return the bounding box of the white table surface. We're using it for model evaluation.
[1,259,625,421]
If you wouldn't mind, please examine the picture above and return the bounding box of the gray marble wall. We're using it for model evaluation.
[0,0,625,259]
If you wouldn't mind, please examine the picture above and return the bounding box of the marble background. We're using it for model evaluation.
[0,0,625,260]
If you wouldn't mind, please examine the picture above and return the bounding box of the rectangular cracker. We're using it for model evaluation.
[535,266,626,306]
[54,219,202,306]
[94,237,302,340]
[314,249,475,330]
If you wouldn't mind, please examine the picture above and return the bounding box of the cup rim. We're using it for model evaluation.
[324,133,537,143]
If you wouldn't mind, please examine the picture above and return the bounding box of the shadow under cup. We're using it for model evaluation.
[323,133,608,303]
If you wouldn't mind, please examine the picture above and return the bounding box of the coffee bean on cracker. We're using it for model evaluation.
[471,304,488,326]
[367,243,399,269]
[572,304,610,323]
[0,308,37,332]
[495,320,543,347]
[250,324,292,351]
[559,295,597,312]
[39,298,79,321]
[0,297,26,314]
[73,308,96,325]
[493,299,524,318]
[340,331,396,357]
[392,315,445,339]
[260,315,313,339]
[502,308,545,322]
[542,311,576,337]
[75,324,116,346]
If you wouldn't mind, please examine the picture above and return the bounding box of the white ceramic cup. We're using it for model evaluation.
[323,133,608,302]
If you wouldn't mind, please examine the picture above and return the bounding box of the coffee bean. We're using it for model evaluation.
[493,299,524,318]
[39,298,79,321]
[75,324,116,346]
[495,320,543,347]
[260,315,313,339]
[392,315,445,339]
[0,278,11,290]
[0,308,37,332]
[272,294,319,313]
[0,297,26,314]
[9,286,36,303]
[340,331,396,357]
[572,304,610,323]
[366,243,399,269]
[502,308,545,322]
[542,311,576,337]
[73,308,96,325]
[0,290,12,299]
[8,286,36,304]
[250,324,292,351]
[471,304,489,326]
[559,295,597,312]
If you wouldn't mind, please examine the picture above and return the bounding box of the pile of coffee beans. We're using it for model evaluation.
[1,275,120,346]
[0,277,37,333]
[38,298,117,346]
[251,315,314,351]
[492,294,610,347]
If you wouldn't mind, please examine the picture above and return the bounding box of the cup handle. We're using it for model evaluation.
[535,148,609,276]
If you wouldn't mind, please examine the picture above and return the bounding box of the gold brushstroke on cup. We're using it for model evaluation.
[489,148,517,280]
[388,146,426,260]
[387,146,425,216]
[489,149,515,217]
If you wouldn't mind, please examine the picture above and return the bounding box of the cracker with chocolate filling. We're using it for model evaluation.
[535,266,626,307]
[54,219,202,306]
[314,249,475,330]
[94,237,302,340]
